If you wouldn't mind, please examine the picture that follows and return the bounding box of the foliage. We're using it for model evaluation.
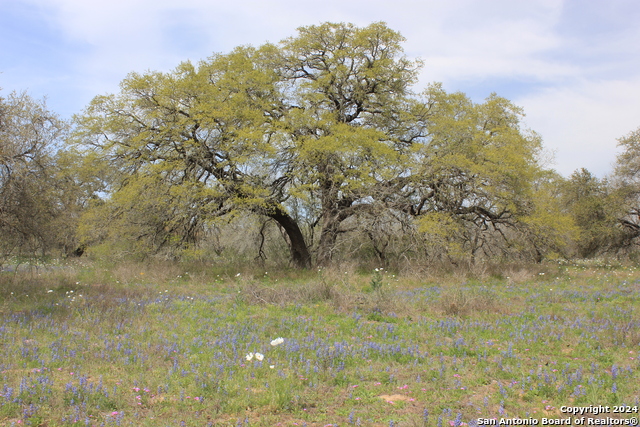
[514,170,578,262]
[71,45,314,265]
[558,168,623,257]
[0,90,88,258]
[277,22,422,264]
[70,22,570,267]
[614,126,640,182]
[611,126,640,251]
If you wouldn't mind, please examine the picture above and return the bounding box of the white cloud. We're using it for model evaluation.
[402,1,566,82]
[517,76,640,177]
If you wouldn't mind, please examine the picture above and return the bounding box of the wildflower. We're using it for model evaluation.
[255,352,264,361]
[270,365,275,369]
[246,353,254,361]
[270,337,284,346]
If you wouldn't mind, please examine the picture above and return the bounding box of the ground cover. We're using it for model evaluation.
[0,260,639,426]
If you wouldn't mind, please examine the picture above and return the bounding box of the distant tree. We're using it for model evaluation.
[610,126,640,252]
[516,170,577,262]
[557,168,620,257]
[614,127,640,181]
[0,90,84,257]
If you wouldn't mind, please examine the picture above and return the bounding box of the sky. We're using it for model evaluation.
[2,0,639,178]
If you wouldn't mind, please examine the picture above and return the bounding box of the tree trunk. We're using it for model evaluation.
[316,173,342,266]
[316,218,340,266]
[316,206,352,266]
[268,206,312,269]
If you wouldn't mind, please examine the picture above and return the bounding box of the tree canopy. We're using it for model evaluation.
[0,90,81,257]
[67,21,580,267]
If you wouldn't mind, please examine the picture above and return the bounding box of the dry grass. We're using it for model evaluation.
[438,286,505,316]
[1,258,640,426]
[238,280,340,306]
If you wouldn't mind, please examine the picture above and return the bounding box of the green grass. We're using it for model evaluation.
[0,260,639,426]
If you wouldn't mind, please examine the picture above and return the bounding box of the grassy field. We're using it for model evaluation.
[1,259,639,426]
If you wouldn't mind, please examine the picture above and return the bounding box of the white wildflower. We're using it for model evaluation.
[245,353,254,361]
[270,337,284,346]
[255,352,264,361]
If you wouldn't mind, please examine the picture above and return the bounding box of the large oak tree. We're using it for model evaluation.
[72,22,564,266]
